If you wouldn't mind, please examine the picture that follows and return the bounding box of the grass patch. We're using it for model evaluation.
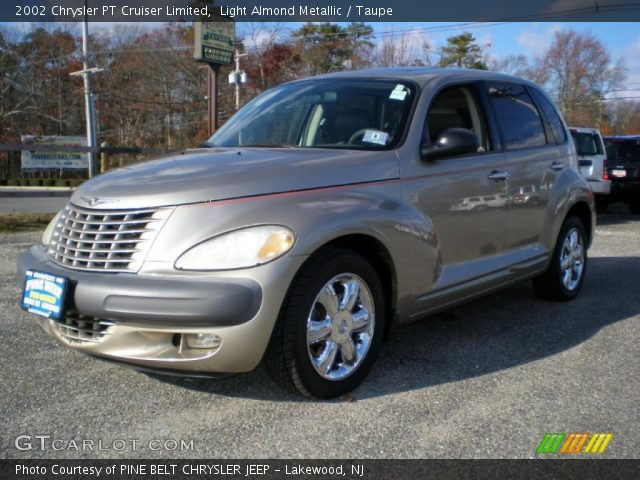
[0,212,55,233]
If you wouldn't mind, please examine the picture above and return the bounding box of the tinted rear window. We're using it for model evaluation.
[604,138,640,163]
[486,83,547,150]
[531,89,567,144]
[571,131,603,156]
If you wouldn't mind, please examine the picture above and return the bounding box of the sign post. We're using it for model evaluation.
[194,18,235,136]
[207,64,220,134]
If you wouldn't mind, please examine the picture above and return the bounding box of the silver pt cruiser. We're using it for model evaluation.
[18,68,595,398]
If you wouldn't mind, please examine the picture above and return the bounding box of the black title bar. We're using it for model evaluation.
[1,459,639,480]
[4,0,640,22]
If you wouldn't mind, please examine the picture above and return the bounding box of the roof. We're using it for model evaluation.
[290,67,540,89]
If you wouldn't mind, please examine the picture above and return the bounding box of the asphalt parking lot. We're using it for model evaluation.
[1,210,638,459]
[0,189,70,214]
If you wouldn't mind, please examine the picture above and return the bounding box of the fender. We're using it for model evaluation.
[544,167,595,252]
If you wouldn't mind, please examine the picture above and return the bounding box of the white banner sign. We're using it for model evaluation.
[21,136,89,170]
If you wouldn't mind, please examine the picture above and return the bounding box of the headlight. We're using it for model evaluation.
[175,225,295,271]
[42,211,62,246]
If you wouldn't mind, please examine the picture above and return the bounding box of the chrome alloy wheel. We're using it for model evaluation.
[559,227,585,291]
[306,273,375,381]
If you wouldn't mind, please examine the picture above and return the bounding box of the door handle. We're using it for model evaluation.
[550,161,566,172]
[488,170,509,181]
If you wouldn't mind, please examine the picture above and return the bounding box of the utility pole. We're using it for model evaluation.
[70,1,102,178]
[233,49,248,111]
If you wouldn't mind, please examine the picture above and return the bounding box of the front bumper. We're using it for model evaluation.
[17,245,307,374]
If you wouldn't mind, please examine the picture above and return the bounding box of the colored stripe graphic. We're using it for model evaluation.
[537,433,565,454]
[560,433,575,453]
[561,433,589,454]
[573,433,590,453]
[584,433,613,454]
[539,433,613,454]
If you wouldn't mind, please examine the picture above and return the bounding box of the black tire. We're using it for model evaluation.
[265,248,385,398]
[533,216,587,301]
[630,200,640,215]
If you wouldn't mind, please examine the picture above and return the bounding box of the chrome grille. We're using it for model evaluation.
[48,203,171,273]
[51,310,114,344]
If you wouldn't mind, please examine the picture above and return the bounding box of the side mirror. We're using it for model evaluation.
[421,128,480,161]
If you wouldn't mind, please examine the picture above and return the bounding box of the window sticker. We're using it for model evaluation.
[389,84,408,101]
[362,130,389,145]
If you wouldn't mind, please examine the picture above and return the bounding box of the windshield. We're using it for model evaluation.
[206,79,416,150]
[571,131,603,156]
[604,138,640,164]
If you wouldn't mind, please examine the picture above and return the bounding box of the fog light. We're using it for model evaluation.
[185,333,222,349]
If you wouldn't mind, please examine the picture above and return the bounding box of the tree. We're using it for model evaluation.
[606,100,640,135]
[0,30,20,142]
[1,26,84,138]
[243,23,300,90]
[532,29,626,127]
[291,22,374,75]
[439,32,487,70]
[93,23,210,148]
[375,32,432,67]
[246,43,301,91]
[490,54,536,79]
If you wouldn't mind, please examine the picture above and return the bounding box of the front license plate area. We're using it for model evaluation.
[21,270,68,321]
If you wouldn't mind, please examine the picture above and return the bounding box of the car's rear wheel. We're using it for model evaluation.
[533,216,587,301]
[629,200,640,215]
[265,248,385,398]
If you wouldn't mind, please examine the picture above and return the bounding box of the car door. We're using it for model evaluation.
[400,82,509,309]
[482,81,564,267]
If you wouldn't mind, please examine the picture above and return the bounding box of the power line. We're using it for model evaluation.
[1,3,639,72]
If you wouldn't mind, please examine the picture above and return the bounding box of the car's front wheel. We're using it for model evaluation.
[266,248,385,398]
[533,216,587,301]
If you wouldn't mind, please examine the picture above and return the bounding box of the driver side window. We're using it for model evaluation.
[425,85,490,153]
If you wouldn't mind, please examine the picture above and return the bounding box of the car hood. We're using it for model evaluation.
[70,148,399,210]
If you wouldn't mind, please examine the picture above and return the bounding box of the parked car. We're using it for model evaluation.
[18,68,594,398]
[570,127,611,206]
[603,136,640,214]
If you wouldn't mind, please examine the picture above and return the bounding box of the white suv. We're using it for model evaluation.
[570,127,611,202]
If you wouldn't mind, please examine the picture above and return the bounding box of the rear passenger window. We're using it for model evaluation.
[486,83,546,151]
[530,88,567,144]
[571,131,603,156]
